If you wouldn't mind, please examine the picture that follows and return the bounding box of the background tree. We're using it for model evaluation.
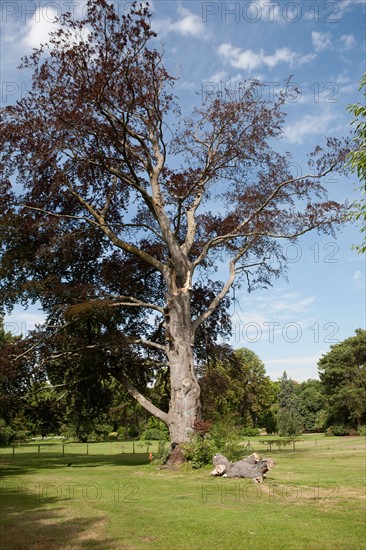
[296,379,326,432]
[22,382,64,438]
[258,380,279,434]
[0,319,31,423]
[0,318,13,347]
[199,346,274,428]
[0,319,21,443]
[276,371,302,436]
[318,329,366,429]
[199,345,240,421]
[347,73,366,253]
[233,348,274,427]
[0,0,349,447]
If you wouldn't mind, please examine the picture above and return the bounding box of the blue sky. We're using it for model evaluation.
[1,0,365,381]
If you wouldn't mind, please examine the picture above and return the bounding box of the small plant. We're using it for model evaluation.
[240,427,260,437]
[181,421,244,468]
[325,425,346,436]
[325,424,361,436]
[181,433,218,468]
[0,419,16,446]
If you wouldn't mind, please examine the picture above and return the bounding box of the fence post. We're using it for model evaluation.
[12,445,15,458]
[62,444,65,456]
[38,444,40,454]
[132,442,135,454]
[86,443,89,456]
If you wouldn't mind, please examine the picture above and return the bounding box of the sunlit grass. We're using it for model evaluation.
[1,435,365,549]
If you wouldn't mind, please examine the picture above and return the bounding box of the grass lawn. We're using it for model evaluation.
[1,435,365,549]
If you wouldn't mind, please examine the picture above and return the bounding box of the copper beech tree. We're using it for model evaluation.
[0,1,349,446]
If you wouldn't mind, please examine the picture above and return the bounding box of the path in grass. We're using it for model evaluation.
[1,435,365,549]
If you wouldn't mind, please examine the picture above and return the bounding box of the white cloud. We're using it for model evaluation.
[338,0,366,14]
[340,34,356,49]
[305,0,364,22]
[353,270,363,280]
[207,71,229,84]
[228,289,319,337]
[153,6,205,38]
[217,43,315,71]
[271,295,318,314]
[284,111,339,144]
[312,31,332,52]
[22,7,60,49]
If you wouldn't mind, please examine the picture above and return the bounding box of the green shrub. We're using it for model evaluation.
[326,425,360,436]
[241,427,260,437]
[325,425,344,436]
[0,419,16,446]
[181,433,218,468]
[182,421,244,468]
[357,425,366,436]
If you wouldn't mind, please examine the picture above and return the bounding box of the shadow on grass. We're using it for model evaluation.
[1,487,116,549]
[0,453,150,477]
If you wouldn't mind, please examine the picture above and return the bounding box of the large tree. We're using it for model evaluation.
[318,329,366,428]
[276,371,302,437]
[0,0,349,446]
[200,347,273,426]
[296,379,326,432]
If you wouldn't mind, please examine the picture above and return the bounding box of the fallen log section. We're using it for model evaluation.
[211,452,275,483]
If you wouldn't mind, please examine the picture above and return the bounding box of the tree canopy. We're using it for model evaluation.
[276,371,302,436]
[199,346,274,425]
[0,0,350,445]
[347,73,366,254]
[318,329,366,428]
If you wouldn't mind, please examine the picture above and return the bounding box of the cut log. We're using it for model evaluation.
[211,452,275,483]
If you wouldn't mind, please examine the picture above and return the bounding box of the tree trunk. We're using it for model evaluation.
[165,287,201,446]
[119,269,202,465]
[211,453,276,483]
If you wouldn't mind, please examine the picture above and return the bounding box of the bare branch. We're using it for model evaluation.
[193,169,340,268]
[110,296,164,314]
[63,180,168,275]
[118,374,169,424]
[127,337,167,352]
[192,239,256,332]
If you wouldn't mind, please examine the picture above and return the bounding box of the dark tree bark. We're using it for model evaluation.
[211,452,275,483]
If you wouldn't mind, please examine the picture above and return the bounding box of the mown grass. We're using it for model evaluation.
[1,435,365,549]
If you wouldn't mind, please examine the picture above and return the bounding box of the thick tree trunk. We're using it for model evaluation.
[120,267,202,465]
[165,288,201,445]
[211,453,276,483]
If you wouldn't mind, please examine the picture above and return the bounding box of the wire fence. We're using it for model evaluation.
[1,435,361,460]
[0,439,166,458]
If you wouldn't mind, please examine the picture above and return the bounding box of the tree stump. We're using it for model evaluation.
[165,443,185,468]
[210,452,275,483]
